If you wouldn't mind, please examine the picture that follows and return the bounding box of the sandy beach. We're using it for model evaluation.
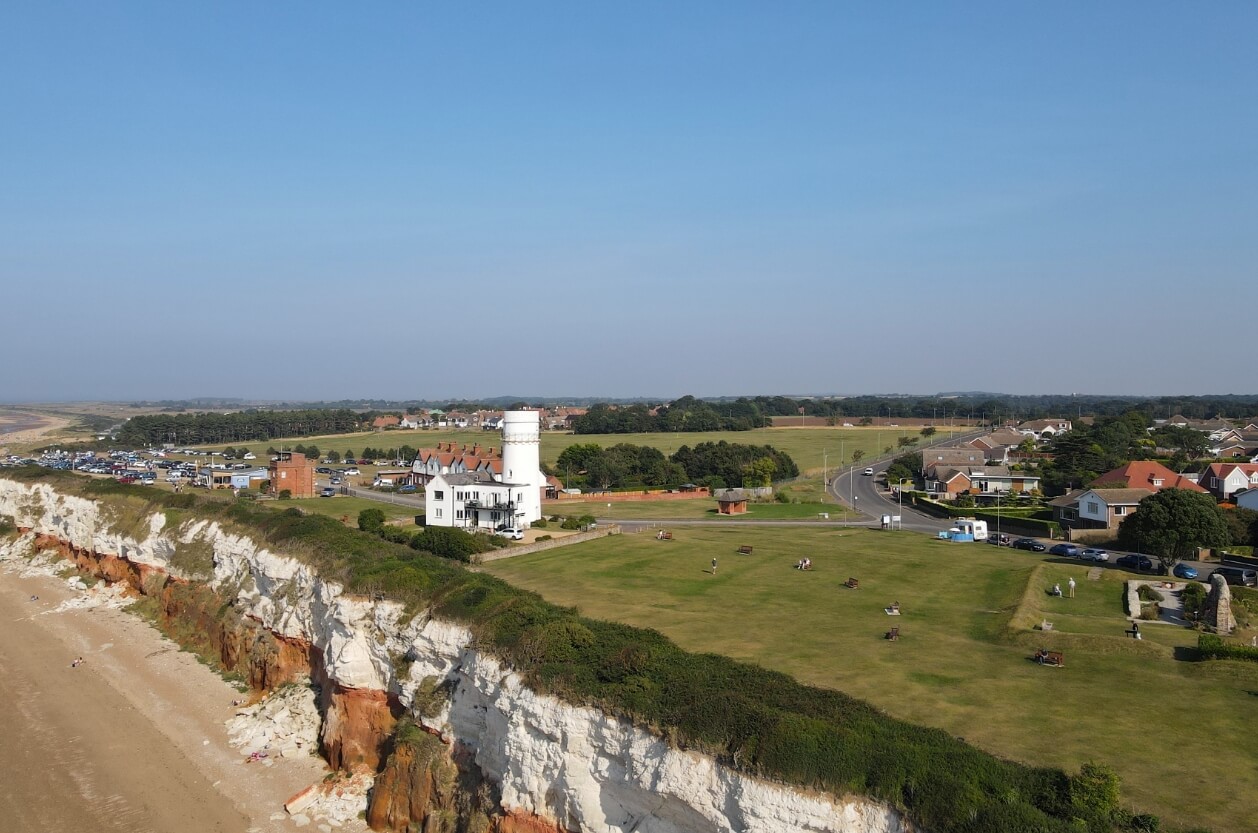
[0,410,74,451]
[0,562,367,833]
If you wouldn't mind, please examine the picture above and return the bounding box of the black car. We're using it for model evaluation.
[1012,537,1047,552]
[1116,554,1154,572]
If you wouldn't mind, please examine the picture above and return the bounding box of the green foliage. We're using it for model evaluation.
[530,518,548,528]
[1129,813,1161,832]
[560,517,582,530]
[1222,507,1258,547]
[116,408,364,446]
[1181,582,1207,616]
[1136,585,1164,603]
[358,508,387,533]
[1197,634,1258,662]
[1069,762,1121,823]
[1117,489,1230,572]
[409,526,499,563]
[885,452,922,486]
[278,489,292,500]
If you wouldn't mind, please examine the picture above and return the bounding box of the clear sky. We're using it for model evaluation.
[2,3,1255,402]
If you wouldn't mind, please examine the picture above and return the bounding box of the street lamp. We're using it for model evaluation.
[822,449,827,503]
[897,478,910,530]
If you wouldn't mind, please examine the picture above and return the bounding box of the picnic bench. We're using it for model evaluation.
[656,530,673,540]
[844,577,860,590]
[885,627,900,641]
[737,545,754,555]
[1034,650,1064,667]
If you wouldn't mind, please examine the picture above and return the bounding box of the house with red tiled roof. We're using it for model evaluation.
[1074,488,1154,530]
[1199,463,1258,501]
[372,415,400,430]
[1089,461,1207,494]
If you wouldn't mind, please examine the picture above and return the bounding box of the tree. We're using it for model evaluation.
[851,449,865,464]
[859,417,874,426]
[305,445,320,461]
[742,457,776,488]
[897,435,916,448]
[920,426,937,439]
[327,450,341,463]
[1117,489,1231,573]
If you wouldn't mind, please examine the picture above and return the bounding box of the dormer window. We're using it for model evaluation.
[1152,478,1164,487]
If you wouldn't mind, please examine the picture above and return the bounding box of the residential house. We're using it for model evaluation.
[1048,488,1087,528]
[1073,488,1153,530]
[1198,463,1258,501]
[927,465,1041,499]
[399,414,424,429]
[1017,419,1072,440]
[1089,461,1207,494]
[968,429,1028,463]
[372,415,401,430]
[1235,488,1258,512]
[922,446,989,478]
[425,471,534,530]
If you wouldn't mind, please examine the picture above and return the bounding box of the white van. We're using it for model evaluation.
[954,519,989,541]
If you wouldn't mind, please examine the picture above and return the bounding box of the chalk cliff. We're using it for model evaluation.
[0,478,914,833]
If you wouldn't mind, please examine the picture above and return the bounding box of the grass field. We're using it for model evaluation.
[545,497,841,521]
[185,425,932,475]
[274,496,419,525]
[485,528,1258,832]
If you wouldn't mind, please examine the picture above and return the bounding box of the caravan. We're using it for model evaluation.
[953,518,989,542]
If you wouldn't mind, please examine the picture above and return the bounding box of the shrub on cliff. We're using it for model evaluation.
[358,508,386,533]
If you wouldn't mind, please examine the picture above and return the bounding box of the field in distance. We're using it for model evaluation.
[484,527,1258,832]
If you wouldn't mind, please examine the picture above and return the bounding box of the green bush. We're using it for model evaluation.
[1181,582,1207,616]
[278,489,292,500]
[1137,585,1164,603]
[536,534,552,542]
[530,518,548,529]
[358,508,386,533]
[560,517,582,530]
[1130,813,1161,832]
[1198,634,1258,662]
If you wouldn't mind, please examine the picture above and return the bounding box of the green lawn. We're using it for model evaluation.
[276,496,418,525]
[485,528,1258,832]
[547,496,845,521]
[185,425,932,476]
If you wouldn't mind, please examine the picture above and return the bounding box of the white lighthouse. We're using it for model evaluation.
[501,409,544,526]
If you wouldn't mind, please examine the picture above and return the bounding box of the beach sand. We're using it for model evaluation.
[0,410,74,451]
[0,566,365,833]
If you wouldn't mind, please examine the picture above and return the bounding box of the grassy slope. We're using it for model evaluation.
[486,528,1258,833]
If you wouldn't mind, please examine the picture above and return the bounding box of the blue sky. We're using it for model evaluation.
[2,3,1255,401]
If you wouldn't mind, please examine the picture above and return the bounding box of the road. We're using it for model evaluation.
[829,429,986,533]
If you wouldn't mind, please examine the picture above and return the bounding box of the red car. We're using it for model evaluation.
[117,475,138,484]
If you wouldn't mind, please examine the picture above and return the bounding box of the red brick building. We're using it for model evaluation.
[269,451,315,498]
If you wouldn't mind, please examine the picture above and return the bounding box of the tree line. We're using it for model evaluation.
[569,394,1258,436]
[552,440,798,490]
[117,409,366,446]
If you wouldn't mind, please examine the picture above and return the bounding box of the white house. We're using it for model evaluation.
[423,410,545,530]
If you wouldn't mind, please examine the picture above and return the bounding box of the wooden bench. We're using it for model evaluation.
[844,577,860,590]
[656,531,673,540]
[737,545,753,555]
[1035,650,1064,667]
[885,627,900,641]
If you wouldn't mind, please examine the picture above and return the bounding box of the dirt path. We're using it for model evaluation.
[0,567,365,833]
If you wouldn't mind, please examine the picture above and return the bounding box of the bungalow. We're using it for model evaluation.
[968,429,1028,463]
[399,414,424,429]
[1017,419,1072,440]
[1073,488,1154,530]
[1048,488,1088,528]
[1198,463,1258,501]
[372,415,401,430]
[921,447,988,479]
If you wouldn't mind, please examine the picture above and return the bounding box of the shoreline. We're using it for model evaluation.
[0,557,366,833]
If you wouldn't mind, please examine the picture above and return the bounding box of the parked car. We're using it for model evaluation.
[330,477,342,486]
[1013,538,1047,552]
[397,485,417,494]
[1116,554,1154,572]
[343,468,361,476]
[495,526,525,540]
[320,487,337,498]
[1209,566,1257,587]
[1172,563,1198,580]
[1049,543,1081,558]
[1080,548,1110,562]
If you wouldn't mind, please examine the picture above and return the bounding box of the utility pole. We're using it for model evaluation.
[822,449,827,503]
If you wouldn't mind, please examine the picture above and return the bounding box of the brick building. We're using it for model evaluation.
[269,451,315,498]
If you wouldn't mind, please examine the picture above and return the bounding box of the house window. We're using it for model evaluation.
[1114,506,1126,515]
[1151,479,1163,487]
[435,508,442,518]
[1087,501,1099,515]
[1211,478,1220,488]
[434,490,444,501]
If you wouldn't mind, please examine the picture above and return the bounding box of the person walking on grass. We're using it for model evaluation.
[1068,577,1076,598]
[711,557,718,575]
